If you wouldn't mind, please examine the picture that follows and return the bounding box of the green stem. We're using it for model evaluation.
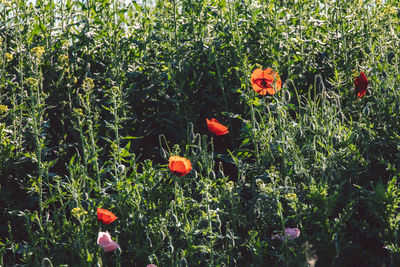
[213,51,229,113]
[205,182,214,264]
[112,90,120,178]
[88,119,101,186]
[77,115,89,173]
[172,0,178,51]
[271,175,288,266]
[16,5,25,154]
[31,64,44,218]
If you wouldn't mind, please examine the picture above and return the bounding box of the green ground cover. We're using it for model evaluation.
[1,0,400,266]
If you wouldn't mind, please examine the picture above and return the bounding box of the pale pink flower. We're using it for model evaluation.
[97,231,120,252]
[147,265,157,267]
[271,227,300,241]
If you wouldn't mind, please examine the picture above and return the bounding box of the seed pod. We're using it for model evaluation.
[145,236,152,247]
[180,258,188,267]
[160,148,167,159]
[210,170,216,180]
[363,105,370,117]
[168,244,174,254]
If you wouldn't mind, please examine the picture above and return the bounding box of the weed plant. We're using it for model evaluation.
[1,0,400,266]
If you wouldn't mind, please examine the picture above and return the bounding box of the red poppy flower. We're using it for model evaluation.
[206,118,229,136]
[168,156,192,177]
[354,71,369,98]
[97,208,117,224]
[251,68,282,95]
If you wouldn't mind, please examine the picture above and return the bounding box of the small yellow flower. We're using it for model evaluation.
[108,86,120,94]
[71,207,87,218]
[0,104,8,113]
[111,142,118,152]
[383,6,397,15]
[255,179,273,194]
[0,0,12,7]
[73,108,83,116]
[25,77,38,87]
[58,54,68,65]
[30,46,45,60]
[255,179,264,189]
[5,53,13,62]
[226,181,234,192]
[82,78,95,91]
[285,193,297,202]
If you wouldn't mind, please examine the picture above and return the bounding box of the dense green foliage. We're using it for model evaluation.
[1,0,400,266]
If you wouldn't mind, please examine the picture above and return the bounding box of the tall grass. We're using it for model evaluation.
[1,0,400,266]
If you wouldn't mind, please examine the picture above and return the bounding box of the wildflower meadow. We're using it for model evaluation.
[1,0,400,266]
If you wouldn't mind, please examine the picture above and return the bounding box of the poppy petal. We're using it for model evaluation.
[251,68,282,95]
[206,118,229,136]
[97,231,120,252]
[271,228,301,241]
[354,71,369,98]
[97,208,117,224]
[169,156,192,176]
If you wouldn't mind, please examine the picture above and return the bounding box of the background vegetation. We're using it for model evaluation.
[1,0,400,266]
